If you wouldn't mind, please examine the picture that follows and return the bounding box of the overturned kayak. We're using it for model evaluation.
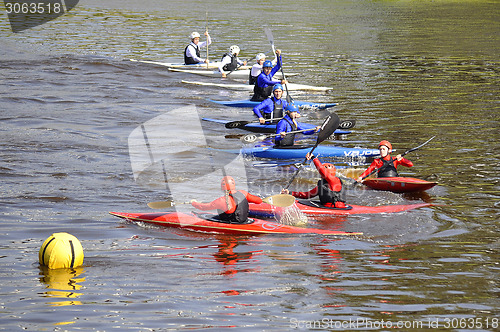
[249,200,433,218]
[202,118,351,135]
[209,99,337,110]
[109,211,362,236]
[363,177,437,193]
[182,79,331,92]
[241,144,380,159]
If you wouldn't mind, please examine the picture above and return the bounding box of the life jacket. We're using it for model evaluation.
[249,70,257,85]
[262,98,284,122]
[184,42,200,65]
[378,157,399,177]
[221,53,238,71]
[317,178,346,206]
[251,74,274,101]
[275,117,297,147]
[217,191,249,224]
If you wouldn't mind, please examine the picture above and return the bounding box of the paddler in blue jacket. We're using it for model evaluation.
[184,31,211,65]
[252,83,287,124]
[275,104,320,147]
[250,49,287,102]
[191,176,263,224]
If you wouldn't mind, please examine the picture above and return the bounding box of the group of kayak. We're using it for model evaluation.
[111,30,438,236]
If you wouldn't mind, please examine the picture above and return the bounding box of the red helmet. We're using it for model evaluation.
[221,176,236,191]
[378,140,392,151]
[322,163,336,176]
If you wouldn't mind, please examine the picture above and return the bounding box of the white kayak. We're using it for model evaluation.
[169,67,296,79]
[181,80,332,92]
[129,58,251,70]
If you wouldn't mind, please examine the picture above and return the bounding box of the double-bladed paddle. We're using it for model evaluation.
[241,127,319,143]
[359,136,437,181]
[225,117,285,129]
[283,112,340,190]
[148,193,296,209]
[226,118,356,130]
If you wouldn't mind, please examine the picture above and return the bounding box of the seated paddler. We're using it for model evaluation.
[191,176,263,224]
[252,83,288,124]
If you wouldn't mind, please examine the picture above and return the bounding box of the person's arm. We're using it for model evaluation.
[356,159,380,182]
[252,99,271,119]
[291,186,319,199]
[191,196,229,211]
[395,156,413,168]
[218,56,231,75]
[242,191,263,204]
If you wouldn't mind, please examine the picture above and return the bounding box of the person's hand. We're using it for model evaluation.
[204,59,209,64]
[315,126,321,132]
[280,79,288,85]
[221,73,227,78]
[396,154,403,161]
[259,117,266,124]
[306,152,314,160]
[281,188,289,194]
[275,49,281,56]
[243,61,247,66]
[204,31,209,37]
[279,131,287,138]
[355,177,363,183]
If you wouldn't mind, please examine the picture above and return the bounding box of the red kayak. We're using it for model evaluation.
[109,211,362,236]
[363,177,437,193]
[249,200,433,218]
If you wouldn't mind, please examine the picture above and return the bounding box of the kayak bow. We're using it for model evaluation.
[362,177,437,193]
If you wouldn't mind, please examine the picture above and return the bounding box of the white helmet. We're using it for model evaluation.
[229,45,240,55]
[190,32,201,40]
[256,53,266,61]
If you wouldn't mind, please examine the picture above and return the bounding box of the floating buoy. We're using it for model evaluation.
[39,232,84,269]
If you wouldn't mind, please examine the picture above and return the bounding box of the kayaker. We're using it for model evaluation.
[250,49,287,101]
[356,140,414,182]
[249,52,277,85]
[283,153,347,208]
[191,176,263,224]
[252,83,288,124]
[184,31,211,65]
[219,45,247,78]
[275,104,320,147]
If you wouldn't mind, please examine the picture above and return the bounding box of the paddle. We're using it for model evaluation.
[148,193,296,209]
[205,12,209,69]
[241,127,319,143]
[283,112,340,190]
[239,119,356,143]
[359,136,437,181]
[225,117,284,129]
[226,118,355,130]
[264,28,293,104]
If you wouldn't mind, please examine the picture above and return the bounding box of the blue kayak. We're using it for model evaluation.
[241,144,380,159]
[208,99,337,110]
[202,118,351,135]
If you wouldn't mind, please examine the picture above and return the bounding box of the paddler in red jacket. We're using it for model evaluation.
[191,176,263,224]
[282,153,347,208]
[356,140,413,182]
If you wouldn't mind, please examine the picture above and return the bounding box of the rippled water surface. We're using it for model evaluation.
[1,0,498,330]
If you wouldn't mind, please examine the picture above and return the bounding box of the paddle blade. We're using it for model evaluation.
[225,121,248,129]
[262,194,296,207]
[147,200,175,209]
[264,27,274,45]
[317,112,340,144]
[338,119,356,129]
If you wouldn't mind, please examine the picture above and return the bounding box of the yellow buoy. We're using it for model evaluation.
[39,232,84,269]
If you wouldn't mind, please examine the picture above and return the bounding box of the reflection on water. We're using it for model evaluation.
[39,266,85,307]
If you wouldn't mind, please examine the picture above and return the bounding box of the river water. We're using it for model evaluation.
[0,0,498,331]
